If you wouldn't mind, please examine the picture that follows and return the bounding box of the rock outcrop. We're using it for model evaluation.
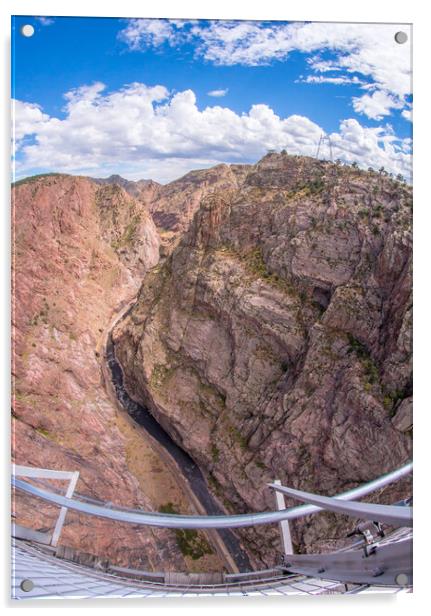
[93,165,250,255]
[93,174,161,203]
[113,153,413,565]
[147,164,250,254]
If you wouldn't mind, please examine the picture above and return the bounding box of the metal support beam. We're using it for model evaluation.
[316,134,334,161]
[282,537,412,587]
[12,523,52,545]
[273,480,293,555]
[12,464,76,481]
[12,464,80,547]
[51,471,80,546]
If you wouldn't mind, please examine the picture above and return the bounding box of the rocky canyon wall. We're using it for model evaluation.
[11,174,195,570]
[113,153,413,565]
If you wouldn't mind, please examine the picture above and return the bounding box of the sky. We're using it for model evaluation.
[11,16,412,183]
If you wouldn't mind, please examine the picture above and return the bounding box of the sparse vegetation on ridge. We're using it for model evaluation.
[12,172,71,187]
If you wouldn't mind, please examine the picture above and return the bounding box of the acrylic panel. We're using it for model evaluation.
[11,15,413,599]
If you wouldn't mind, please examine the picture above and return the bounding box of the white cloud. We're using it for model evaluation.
[12,82,412,183]
[306,56,342,73]
[35,17,55,26]
[195,22,411,98]
[12,99,50,156]
[300,75,364,86]
[207,88,229,97]
[329,119,411,174]
[352,90,405,120]
[207,88,229,98]
[118,20,412,121]
[118,19,178,50]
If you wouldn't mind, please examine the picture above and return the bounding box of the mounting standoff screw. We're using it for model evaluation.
[20,579,34,592]
[395,572,409,586]
[394,31,408,44]
[20,24,35,37]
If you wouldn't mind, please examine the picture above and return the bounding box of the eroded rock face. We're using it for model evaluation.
[93,174,161,202]
[113,154,412,565]
[95,183,160,273]
[392,397,413,433]
[92,166,250,257]
[12,174,189,569]
[146,164,250,254]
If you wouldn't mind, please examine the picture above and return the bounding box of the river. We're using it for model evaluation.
[106,333,252,572]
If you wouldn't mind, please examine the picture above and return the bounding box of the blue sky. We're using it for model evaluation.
[12,16,412,183]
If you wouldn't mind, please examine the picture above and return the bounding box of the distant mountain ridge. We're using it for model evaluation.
[92,174,161,200]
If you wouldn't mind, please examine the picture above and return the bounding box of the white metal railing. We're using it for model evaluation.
[11,462,412,592]
[12,462,411,530]
[12,464,80,547]
[273,479,294,554]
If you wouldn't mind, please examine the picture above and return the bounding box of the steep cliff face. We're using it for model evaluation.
[11,174,199,570]
[113,153,412,565]
[94,183,160,273]
[147,164,249,255]
[91,165,249,256]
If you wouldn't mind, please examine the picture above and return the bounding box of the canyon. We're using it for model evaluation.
[12,174,221,571]
[12,153,413,570]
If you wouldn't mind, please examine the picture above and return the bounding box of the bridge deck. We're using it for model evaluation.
[12,540,409,599]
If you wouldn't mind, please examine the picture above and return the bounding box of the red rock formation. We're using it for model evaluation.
[97,165,250,255]
[11,174,188,569]
[113,154,412,565]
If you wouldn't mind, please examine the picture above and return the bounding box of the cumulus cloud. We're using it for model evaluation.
[12,82,412,183]
[12,100,50,156]
[329,119,411,173]
[118,20,412,121]
[306,56,342,73]
[207,88,229,97]
[352,90,405,120]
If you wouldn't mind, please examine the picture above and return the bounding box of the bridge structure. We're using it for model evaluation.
[11,462,412,599]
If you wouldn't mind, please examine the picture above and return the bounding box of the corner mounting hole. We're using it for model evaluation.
[394,31,408,44]
[21,24,34,38]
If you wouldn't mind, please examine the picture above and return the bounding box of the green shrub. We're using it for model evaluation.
[348,334,379,384]
[228,425,248,449]
[159,503,213,559]
[383,389,406,417]
[211,444,220,462]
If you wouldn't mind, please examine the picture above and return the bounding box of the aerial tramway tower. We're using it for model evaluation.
[315,133,334,162]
